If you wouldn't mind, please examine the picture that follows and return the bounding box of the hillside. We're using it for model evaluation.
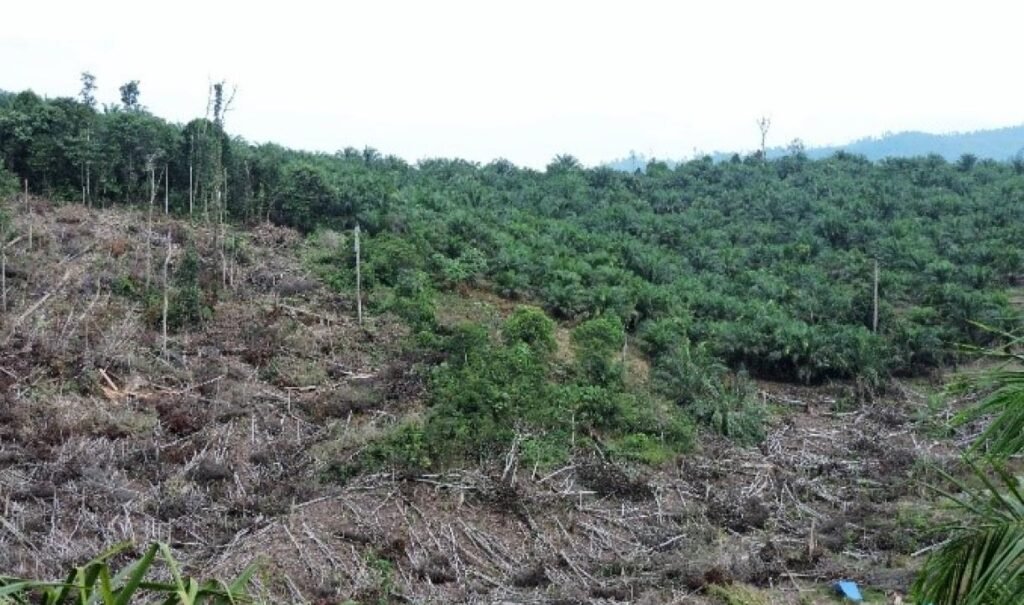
[0,200,966,603]
[2,85,1024,602]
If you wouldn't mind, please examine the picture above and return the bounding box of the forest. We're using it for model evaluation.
[1,76,1023,603]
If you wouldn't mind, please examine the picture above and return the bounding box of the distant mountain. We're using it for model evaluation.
[792,125,1024,162]
[606,124,1024,171]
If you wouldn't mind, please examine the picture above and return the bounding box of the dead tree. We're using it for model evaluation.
[872,259,880,333]
[355,224,363,325]
[24,179,31,250]
[164,164,169,215]
[162,230,172,357]
[85,130,91,207]
[145,159,157,289]
[220,168,228,287]
[189,134,195,220]
[757,116,771,162]
[1,216,7,313]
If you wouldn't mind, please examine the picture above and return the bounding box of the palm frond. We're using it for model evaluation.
[953,369,1024,459]
[913,462,1024,605]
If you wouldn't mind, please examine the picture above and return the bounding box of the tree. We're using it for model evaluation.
[78,72,98,204]
[271,162,337,232]
[119,80,141,111]
[756,115,771,161]
[79,72,97,108]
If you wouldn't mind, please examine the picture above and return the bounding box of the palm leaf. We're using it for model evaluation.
[949,324,1024,460]
[953,370,1024,459]
[913,462,1024,605]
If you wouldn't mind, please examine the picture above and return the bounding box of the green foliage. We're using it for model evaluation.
[706,583,771,605]
[0,164,16,198]
[271,162,337,233]
[0,541,256,604]
[427,341,553,461]
[952,330,1024,460]
[362,550,396,605]
[361,308,693,472]
[913,463,1024,605]
[914,329,1024,605]
[379,269,437,332]
[572,315,625,386]
[363,420,433,473]
[652,339,765,444]
[141,245,213,332]
[3,84,1021,384]
[502,306,556,355]
[443,322,490,365]
[164,246,211,330]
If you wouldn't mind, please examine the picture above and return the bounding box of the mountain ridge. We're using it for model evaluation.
[607,123,1024,171]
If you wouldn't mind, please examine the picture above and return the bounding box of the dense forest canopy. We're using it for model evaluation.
[2,80,1022,391]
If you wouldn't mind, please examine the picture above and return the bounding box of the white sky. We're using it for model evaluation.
[2,0,1022,168]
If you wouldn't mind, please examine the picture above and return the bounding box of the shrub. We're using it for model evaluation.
[572,315,625,386]
[502,305,556,355]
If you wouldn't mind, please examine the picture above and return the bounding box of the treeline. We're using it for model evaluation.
[2,76,1022,386]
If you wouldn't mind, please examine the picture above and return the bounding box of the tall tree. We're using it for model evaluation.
[79,72,97,108]
[119,80,141,111]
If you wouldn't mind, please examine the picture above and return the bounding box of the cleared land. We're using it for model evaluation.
[0,201,975,603]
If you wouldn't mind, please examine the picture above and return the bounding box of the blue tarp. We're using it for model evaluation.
[834,580,863,602]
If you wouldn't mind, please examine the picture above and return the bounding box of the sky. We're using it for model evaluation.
[2,0,1022,168]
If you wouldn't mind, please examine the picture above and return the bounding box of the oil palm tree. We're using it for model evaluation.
[912,328,1024,605]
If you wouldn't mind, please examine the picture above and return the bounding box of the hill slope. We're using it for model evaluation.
[0,200,964,603]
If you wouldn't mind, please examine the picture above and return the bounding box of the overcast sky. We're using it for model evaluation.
[3,0,1022,168]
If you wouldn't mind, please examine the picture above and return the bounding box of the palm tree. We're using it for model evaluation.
[912,329,1024,605]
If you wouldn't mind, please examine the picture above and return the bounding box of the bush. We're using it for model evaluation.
[502,305,556,355]
[653,340,765,444]
[572,315,625,386]
[363,420,433,472]
[0,165,16,199]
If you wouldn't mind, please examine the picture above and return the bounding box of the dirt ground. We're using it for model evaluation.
[0,201,966,604]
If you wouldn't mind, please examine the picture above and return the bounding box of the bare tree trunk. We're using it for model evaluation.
[24,179,31,251]
[146,163,155,289]
[162,230,171,358]
[85,130,91,208]
[189,164,194,220]
[872,259,879,333]
[757,116,771,163]
[354,224,362,325]
[164,164,169,215]
[1,221,7,314]
[221,168,228,287]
